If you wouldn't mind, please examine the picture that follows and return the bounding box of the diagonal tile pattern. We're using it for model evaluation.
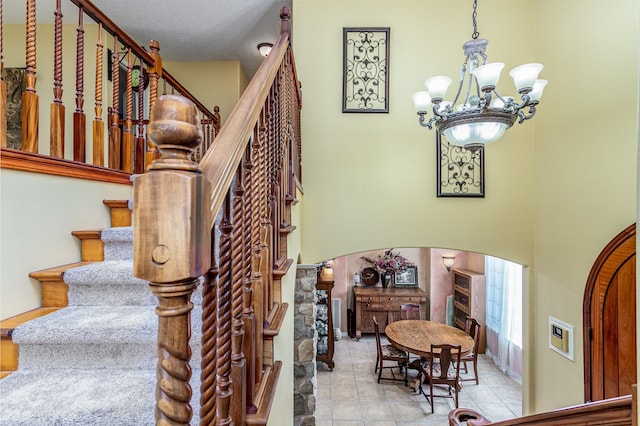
[316,335,521,425]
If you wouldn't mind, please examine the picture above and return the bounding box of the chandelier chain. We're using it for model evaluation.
[471,0,479,39]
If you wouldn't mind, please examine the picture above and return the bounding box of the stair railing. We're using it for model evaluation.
[449,385,637,426]
[1,0,220,182]
[133,6,301,425]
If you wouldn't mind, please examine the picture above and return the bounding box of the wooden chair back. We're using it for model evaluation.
[464,317,481,353]
[400,303,422,320]
[461,317,482,384]
[426,343,462,412]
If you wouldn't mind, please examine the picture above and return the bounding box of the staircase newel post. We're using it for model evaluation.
[132,94,211,425]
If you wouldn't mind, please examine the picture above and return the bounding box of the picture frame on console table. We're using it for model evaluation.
[394,266,418,287]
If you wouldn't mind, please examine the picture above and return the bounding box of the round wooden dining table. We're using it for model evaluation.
[385,320,474,357]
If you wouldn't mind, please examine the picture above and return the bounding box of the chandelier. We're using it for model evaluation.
[412,0,547,151]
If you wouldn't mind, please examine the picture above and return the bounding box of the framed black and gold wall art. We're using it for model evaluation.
[436,131,485,197]
[342,27,389,113]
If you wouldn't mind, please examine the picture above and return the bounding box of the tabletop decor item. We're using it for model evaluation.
[362,249,414,288]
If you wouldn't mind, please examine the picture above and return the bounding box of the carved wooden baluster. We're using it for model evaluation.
[108,37,120,169]
[200,230,218,425]
[264,90,275,317]
[242,143,257,407]
[217,193,234,426]
[252,113,267,380]
[49,0,64,158]
[231,163,247,424]
[134,58,145,174]
[146,40,162,170]
[213,105,221,139]
[122,49,133,172]
[1,0,7,148]
[133,95,209,425]
[21,0,38,153]
[204,114,211,152]
[73,7,86,162]
[92,23,104,166]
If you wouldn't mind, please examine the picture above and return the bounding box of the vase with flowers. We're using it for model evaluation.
[361,249,414,288]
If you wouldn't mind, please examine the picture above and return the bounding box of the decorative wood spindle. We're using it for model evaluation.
[252,117,266,383]
[213,105,221,138]
[0,0,7,148]
[73,7,86,162]
[133,95,209,425]
[21,0,38,153]
[121,50,133,172]
[134,59,145,174]
[49,0,64,158]
[146,40,162,169]
[199,232,218,426]
[108,37,120,169]
[231,164,247,425]
[217,194,234,426]
[242,144,257,407]
[92,23,104,166]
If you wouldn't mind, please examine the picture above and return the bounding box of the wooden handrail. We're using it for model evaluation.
[69,0,154,66]
[449,387,636,426]
[200,31,290,229]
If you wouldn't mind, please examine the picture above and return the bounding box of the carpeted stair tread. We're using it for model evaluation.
[64,261,153,306]
[0,368,201,425]
[12,306,158,345]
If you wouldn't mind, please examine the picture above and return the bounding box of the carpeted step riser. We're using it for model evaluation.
[101,226,133,261]
[64,261,204,306]
[18,343,203,370]
[68,283,156,306]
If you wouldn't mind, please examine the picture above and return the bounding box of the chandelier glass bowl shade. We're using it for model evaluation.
[412,1,547,151]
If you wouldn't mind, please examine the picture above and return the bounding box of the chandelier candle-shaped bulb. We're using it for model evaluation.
[471,62,505,91]
[425,76,452,101]
[528,79,548,103]
[412,91,432,113]
[509,63,543,93]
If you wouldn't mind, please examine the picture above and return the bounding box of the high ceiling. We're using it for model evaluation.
[5,0,292,78]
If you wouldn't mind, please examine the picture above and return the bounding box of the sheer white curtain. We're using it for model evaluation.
[484,256,523,383]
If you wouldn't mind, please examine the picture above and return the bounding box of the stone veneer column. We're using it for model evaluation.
[294,265,319,426]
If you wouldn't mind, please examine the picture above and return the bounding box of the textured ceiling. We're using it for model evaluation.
[5,0,292,78]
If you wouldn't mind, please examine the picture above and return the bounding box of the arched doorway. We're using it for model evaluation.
[583,223,636,402]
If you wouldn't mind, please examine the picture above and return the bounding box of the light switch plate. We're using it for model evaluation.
[549,316,574,361]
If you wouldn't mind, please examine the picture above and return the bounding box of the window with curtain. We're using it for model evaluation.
[485,256,523,383]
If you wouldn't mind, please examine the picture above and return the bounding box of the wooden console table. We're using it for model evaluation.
[352,286,427,340]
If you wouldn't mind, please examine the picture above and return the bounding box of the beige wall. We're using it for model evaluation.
[161,61,249,123]
[531,0,638,411]
[293,0,638,415]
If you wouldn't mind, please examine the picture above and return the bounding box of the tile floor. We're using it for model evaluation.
[315,335,522,425]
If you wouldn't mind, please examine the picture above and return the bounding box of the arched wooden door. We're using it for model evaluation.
[583,224,636,402]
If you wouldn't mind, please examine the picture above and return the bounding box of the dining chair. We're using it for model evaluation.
[400,303,422,320]
[399,302,428,383]
[372,316,409,384]
[461,317,482,385]
[424,343,462,413]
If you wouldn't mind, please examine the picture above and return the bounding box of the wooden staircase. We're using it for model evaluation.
[0,199,131,379]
